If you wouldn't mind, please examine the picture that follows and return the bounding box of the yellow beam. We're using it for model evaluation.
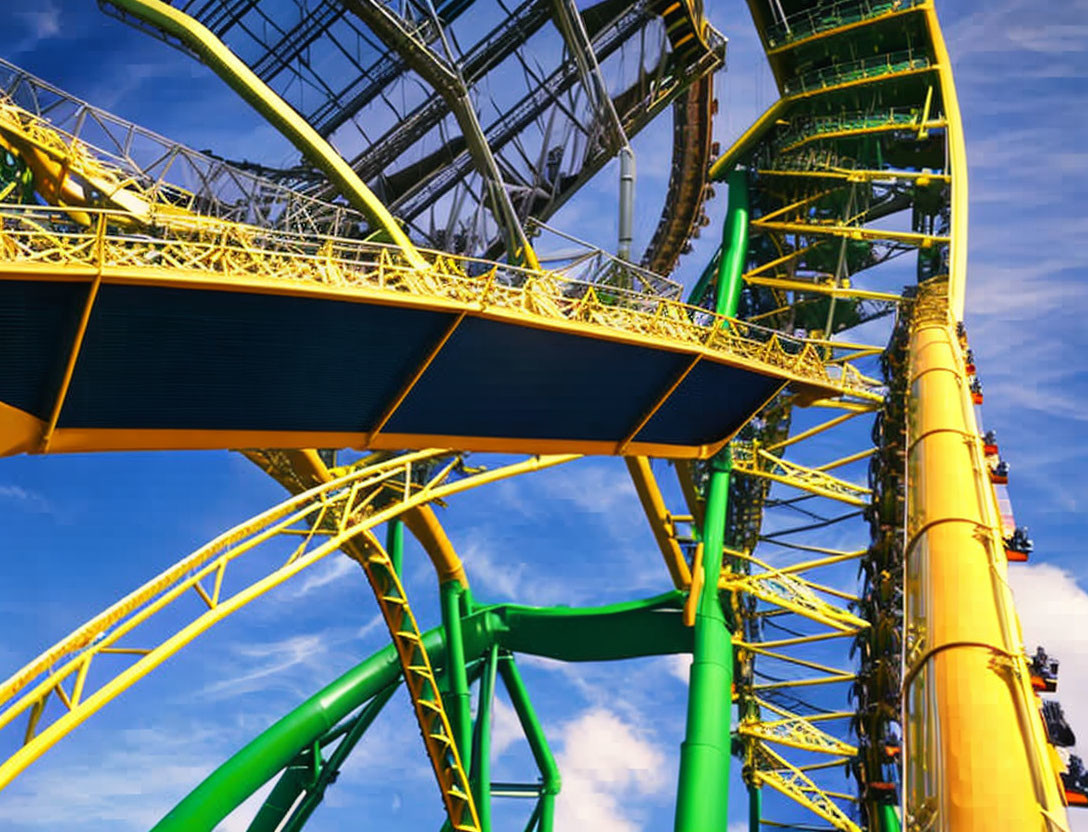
[750,218,947,248]
[757,168,950,184]
[778,118,948,155]
[744,274,903,304]
[785,64,937,103]
[763,1,927,59]
[708,98,788,180]
[108,0,427,269]
[625,457,692,589]
[0,451,578,790]
[815,447,877,472]
[765,410,864,452]
[903,279,1067,830]
[925,9,969,320]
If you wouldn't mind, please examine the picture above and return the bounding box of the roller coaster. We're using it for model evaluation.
[0,0,1083,830]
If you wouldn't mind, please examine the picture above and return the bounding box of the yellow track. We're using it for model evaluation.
[904,279,1067,831]
[0,450,576,795]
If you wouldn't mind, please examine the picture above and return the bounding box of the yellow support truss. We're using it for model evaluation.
[721,548,867,634]
[739,697,855,757]
[731,441,871,506]
[0,205,878,405]
[0,449,576,796]
[753,743,862,832]
[348,529,480,831]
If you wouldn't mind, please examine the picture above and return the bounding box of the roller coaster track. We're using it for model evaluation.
[0,1,1081,832]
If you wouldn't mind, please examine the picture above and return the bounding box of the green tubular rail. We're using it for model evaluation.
[499,655,560,832]
[247,682,400,832]
[442,580,474,765]
[674,169,749,832]
[152,592,689,832]
[470,645,499,832]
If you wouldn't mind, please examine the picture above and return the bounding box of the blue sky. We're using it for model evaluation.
[0,1,1086,831]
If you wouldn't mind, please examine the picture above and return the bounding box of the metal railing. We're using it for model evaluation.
[0,205,880,397]
[0,60,369,237]
[783,50,931,95]
[764,0,925,50]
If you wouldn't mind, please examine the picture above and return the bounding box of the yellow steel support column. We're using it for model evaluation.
[903,280,1067,832]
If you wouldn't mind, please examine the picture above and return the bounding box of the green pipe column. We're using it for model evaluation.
[499,655,560,832]
[441,580,473,764]
[155,594,687,832]
[674,451,733,832]
[470,645,500,832]
[715,168,750,321]
[747,782,761,832]
[387,519,404,578]
[675,167,748,832]
[279,684,398,832]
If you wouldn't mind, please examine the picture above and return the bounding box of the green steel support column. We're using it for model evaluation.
[688,245,723,310]
[674,451,733,832]
[246,682,397,832]
[715,168,750,321]
[387,519,404,578]
[747,782,761,832]
[441,580,473,765]
[521,800,543,832]
[499,655,560,832]
[155,594,687,832]
[675,167,748,832]
[279,684,398,832]
[471,644,500,832]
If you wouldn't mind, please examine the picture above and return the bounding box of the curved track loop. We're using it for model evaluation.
[0,449,577,792]
[640,76,715,276]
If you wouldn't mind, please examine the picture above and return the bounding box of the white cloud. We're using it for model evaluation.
[200,633,331,700]
[458,536,569,606]
[491,695,524,760]
[1009,564,1088,750]
[0,725,222,830]
[0,484,55,515]
[554,707,668,832]
[286,553,358,599]
[665,653,690,687]
[12,4,59,47]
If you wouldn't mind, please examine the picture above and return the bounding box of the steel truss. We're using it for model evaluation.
[0,2,1077,832]
[102,0,724,264]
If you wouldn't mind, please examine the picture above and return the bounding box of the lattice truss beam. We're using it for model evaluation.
[657,3,957,826]
[696,5,953,345]
[730,397,882,832]
[101,0,725,260]
[628,378,886,832]
[0,448,577,822]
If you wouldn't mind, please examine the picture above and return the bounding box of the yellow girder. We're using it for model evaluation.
[763,1,927,60]
[731,441,871,506]
[744,273,903,303]
[0,206,880,431]
[625,456,692,589]
[756,167,951,185]
[777,118,948,155]
[0,450,577,792]
[739,697,856,757]
[750,217,948,248]
[752,743,863,832]
[718,554,868,633]
[348,529,480,831]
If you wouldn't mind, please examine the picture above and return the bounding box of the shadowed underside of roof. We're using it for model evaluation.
[0,275,799,459]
